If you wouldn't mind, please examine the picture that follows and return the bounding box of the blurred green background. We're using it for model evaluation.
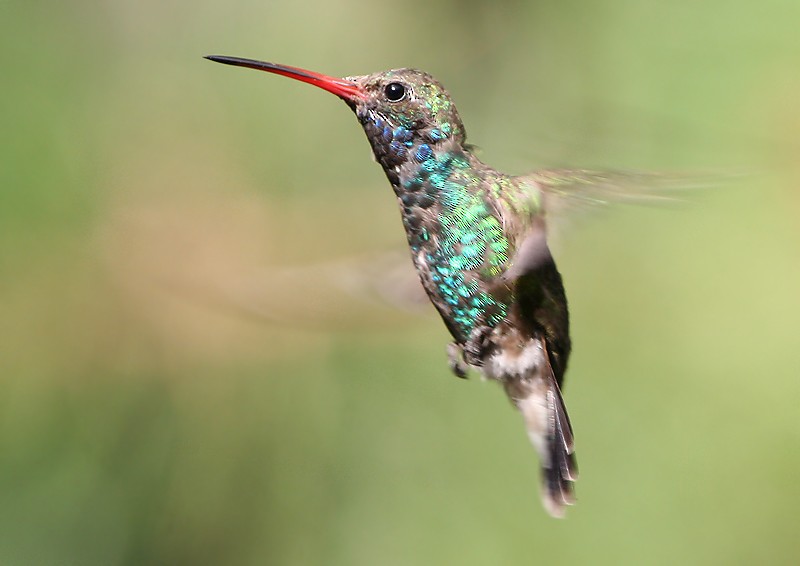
[2,0,799,564]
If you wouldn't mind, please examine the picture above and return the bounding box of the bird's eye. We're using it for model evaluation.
[384,82,406,102]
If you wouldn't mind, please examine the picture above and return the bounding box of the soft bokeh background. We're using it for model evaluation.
[2,1,799,564]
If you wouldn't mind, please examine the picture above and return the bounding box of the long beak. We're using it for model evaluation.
[205,55,365,101]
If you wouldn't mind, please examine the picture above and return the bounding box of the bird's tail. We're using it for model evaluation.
[505,360,578,517]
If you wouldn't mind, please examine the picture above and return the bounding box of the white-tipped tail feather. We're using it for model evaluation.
[508,374,577,517]
[492,338,577,518]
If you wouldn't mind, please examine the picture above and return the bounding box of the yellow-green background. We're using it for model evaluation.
[2,1,799,564]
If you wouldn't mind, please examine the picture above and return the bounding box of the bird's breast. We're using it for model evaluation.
[389,149,526,342]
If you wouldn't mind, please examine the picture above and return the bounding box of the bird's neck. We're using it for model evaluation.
[356,109,471,183]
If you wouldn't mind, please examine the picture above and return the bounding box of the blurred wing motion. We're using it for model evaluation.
[261,251,430,312]
[139,169,721,334]
[496,169,718,278]
[168,250,431,331]
[522,168,725,254]
[533,168,720,215]
[203,171,718,329]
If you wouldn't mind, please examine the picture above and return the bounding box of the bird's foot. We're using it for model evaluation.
[447,342,469,379]
[463,325,493,366]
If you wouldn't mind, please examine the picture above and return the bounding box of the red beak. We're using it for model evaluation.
[205,55,365,101]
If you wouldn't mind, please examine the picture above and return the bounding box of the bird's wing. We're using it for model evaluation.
[518,168,725,256]
[158,250,431,331]
[493,168,718,284]
[497,216,550,285]
[529,168,716,216]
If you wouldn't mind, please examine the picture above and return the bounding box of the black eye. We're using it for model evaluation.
[384,82,406,102]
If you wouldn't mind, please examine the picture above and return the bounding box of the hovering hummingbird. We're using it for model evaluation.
[207,55,615,517]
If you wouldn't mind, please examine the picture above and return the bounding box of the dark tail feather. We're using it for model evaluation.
[507,344,578,518]
[541,376,578,517]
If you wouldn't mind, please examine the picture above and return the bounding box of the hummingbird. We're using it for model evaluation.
[206,55,582,517]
